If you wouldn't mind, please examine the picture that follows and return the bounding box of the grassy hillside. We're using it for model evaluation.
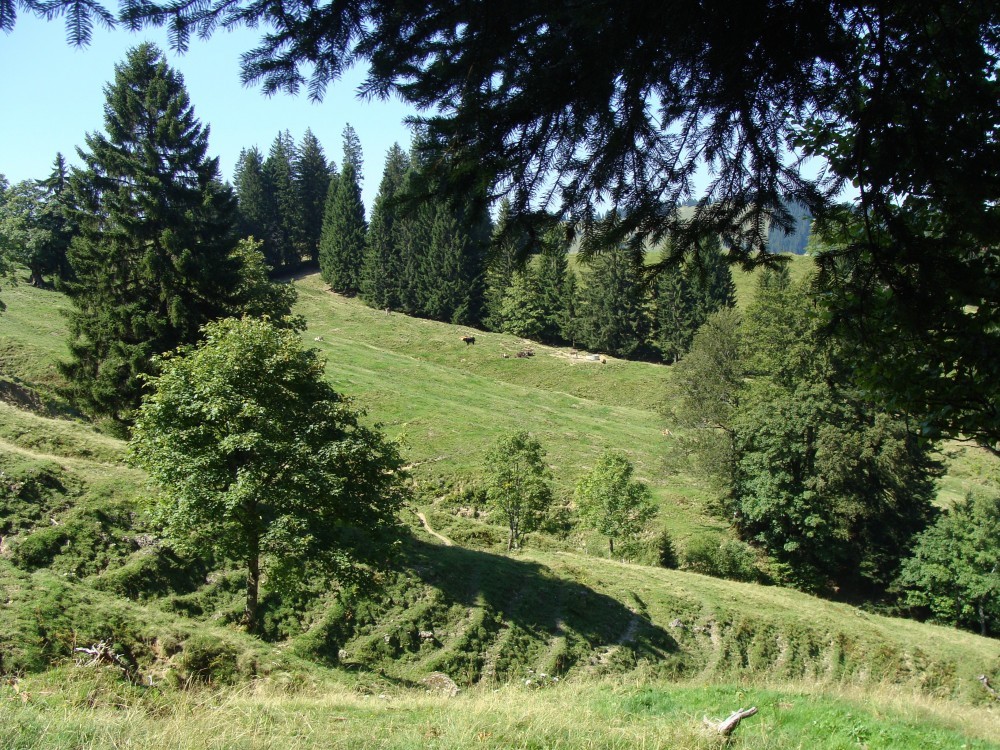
[1,269,998,749]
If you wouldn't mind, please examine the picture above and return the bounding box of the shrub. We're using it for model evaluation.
[682,534,762,582]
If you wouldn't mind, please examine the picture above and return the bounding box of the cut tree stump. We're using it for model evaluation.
[704,707,759,737]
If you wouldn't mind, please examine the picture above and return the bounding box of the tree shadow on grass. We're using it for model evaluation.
[354,536,680,681]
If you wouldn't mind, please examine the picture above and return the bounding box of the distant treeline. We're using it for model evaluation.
[232,132,737,364]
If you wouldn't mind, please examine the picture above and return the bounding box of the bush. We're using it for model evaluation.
[682,534,763,583]
[91,547,206,601]
[10,525,69,569]
[169,633,242,685]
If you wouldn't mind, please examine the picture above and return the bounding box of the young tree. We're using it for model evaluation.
[63,44,241,423]
[224,237,299,323]
[129,317,408,632]
[483,198,529,331]
[575,450,656,556]
[483,431,554,551]
[896,493,1000,637]
[498,270,543,339]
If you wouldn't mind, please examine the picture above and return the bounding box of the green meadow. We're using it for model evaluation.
[0,262,998,749]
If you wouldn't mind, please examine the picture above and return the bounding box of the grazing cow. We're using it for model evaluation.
[461,336,476,345]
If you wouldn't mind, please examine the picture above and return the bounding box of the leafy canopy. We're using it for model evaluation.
[483,431,554,551]
[574,450,656,556]
[129,316,408,632]
[675,272,938,595]
[896,493,1000,637]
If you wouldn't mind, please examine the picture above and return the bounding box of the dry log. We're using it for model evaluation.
[704,707,758,736]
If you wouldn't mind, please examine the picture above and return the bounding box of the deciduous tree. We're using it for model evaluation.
[896,493,1000,637]
[483,431,554,551]
[575,450,656,556]
[129,317,408,632]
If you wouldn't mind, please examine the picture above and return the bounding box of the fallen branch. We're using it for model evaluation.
[704,707,758,737]
[74,640,142,684]
[979,675,999,701]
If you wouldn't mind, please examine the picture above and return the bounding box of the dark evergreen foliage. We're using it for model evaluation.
[62,43,240,423]
[233,146,275,254]
[319,158,366,294]
[263,130,305,270]
[577,249,649,359]
[533,227,573,344]
[0,155,75,289]
[653,237,735,363]
[295,129,332,264]
[361,143,409,310]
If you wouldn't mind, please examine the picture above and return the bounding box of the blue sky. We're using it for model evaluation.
[1,15,418,210]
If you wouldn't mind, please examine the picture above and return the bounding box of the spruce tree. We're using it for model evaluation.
[484,198,528,331]
[361,143,409,309]
[498,270,543,339]
[263,131,305,270]
[420,202,486,324]
[319,158,366,294]
[534,226,572,343]
[341,124,363,184]
[296,129,332,264]
[36,153,75,283]
[654,237,736,363]
[233,147,275,254]
[63,43,240,424]
[0,155,75,289]
[577,249,648,358]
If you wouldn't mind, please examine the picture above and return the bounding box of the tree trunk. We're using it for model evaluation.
[609,537,615,556]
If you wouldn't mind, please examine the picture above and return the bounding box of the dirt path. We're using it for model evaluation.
[416,510,453,547]
[0,435,122,469]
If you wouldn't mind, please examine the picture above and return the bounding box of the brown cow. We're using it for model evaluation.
[461,336,476,345]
